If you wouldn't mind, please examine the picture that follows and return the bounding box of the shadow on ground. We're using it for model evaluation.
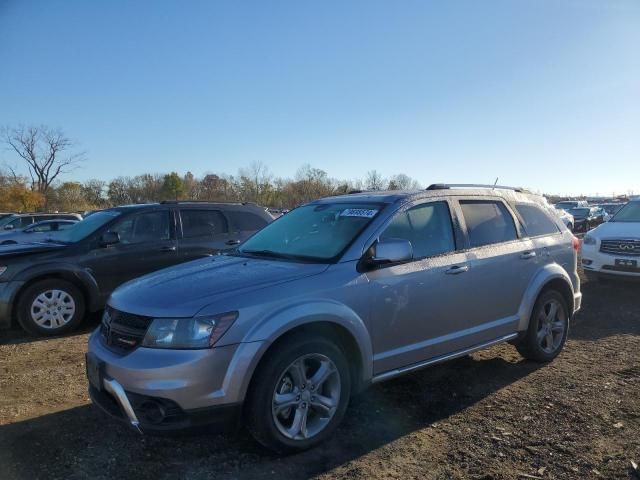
[0,354,542,480]
[572,278,640,341]
[0,311,101,346]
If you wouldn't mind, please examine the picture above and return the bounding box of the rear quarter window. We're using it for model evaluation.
[515,204,560,237]
[228,211,269,232]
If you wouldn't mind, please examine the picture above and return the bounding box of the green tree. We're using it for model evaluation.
[162,172,184,200]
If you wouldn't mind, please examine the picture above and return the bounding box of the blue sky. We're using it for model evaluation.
[1,0,638,196]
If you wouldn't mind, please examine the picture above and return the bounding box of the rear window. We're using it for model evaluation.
[460,201,518,247]
[515,204,560,237]
[228,211,269,232]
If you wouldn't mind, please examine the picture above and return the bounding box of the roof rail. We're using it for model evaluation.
[426,183,528,193]
[159,200,255,205]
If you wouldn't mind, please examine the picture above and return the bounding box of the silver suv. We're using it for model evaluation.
[86,184,582,452]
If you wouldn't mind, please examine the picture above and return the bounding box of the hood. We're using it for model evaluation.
[590,221,640,239]
[109,254,329,318]
[0,241,67,258]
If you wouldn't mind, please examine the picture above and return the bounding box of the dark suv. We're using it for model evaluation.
[0,201,272,336]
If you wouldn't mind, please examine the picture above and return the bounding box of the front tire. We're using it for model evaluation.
[516,290,569,362]
[245,335,351,453]
[16,279,86,336]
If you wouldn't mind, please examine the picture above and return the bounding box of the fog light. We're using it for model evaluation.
[582,259,593,266]
[138,401,166,425]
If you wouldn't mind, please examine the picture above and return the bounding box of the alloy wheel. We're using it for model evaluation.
[271,353,341,441]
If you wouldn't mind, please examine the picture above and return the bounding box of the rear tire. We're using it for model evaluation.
[516,290,569,362]
[16,279,86,336]
[245,334,351,453]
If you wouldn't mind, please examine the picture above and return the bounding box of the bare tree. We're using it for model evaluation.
[388,173,421,190]
[365,170,386,191]
[2,125,85,196]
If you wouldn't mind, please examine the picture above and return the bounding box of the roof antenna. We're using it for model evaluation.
[493,177,499,188]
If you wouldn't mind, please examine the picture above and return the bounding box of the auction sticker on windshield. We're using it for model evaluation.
[340,208,378,218]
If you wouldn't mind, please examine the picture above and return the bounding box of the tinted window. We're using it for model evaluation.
[111,211,171,244]
[460,201,517,247]
[381,202,455,258]
[180,210,228,238]
[228,211,268,231]
[515,204,560,237]
[11,217,33,228]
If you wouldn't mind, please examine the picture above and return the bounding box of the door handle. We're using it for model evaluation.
[520,251,536,259]
[225,239,241,246]
[445,265,469,275]
[159,246,177,252]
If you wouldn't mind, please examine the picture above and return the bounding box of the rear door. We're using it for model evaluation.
[453,198,538,343]
[513,203,564,269]
[85,209,178,293]
[177,208,232,262]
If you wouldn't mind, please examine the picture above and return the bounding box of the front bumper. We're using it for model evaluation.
[86,329,265,434]
[582,244,640,279]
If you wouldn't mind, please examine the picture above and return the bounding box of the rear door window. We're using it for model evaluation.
[227,211,269,232]
[515,204,560,237]
[460,201,518,247]
[180,209,229,239]
[380,202,455,258]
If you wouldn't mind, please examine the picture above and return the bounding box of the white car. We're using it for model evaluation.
[554,208,575,231]
[582,200,640,281]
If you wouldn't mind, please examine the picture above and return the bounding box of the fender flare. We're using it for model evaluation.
[236,300,373,400]
[13,263,102,311]
[516,263,574,332]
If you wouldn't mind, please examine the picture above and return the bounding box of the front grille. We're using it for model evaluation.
[600,239,640,257]
[100,306,153,352]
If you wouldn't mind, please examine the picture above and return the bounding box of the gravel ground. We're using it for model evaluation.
[1,270,639,480]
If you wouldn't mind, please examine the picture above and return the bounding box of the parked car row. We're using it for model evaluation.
[0,201,272,336]
[553,200,627,233]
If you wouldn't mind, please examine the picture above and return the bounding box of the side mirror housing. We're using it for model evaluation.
[100,231,120,247]
[370,238,413,265]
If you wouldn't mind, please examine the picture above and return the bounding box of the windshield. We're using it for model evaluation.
[0,215,18,228]
[568,208,589,217]
[47,210,121,243]
[238,202,383,261]
[611,202,640,222]
[601,204,623,215]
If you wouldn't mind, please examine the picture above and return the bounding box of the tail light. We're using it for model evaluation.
[572,235,580,252]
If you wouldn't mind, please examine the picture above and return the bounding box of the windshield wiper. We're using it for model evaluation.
[239,249,323,262]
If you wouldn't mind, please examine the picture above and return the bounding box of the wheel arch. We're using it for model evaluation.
[237,311,373,407]
[516,264,575,333]
[11,266,102,324]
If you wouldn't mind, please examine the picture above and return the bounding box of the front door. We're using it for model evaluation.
[86,209,178,294]
[368,200,473,375]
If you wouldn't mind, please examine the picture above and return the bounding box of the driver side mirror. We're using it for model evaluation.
[370,238,413,266]
[100,231,120,247]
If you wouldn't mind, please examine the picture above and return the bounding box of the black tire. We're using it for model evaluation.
[245,334,351,453]
[16,279,86,336]
[516,290,569,362]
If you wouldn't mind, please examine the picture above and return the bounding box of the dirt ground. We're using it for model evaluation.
[1,270,639,480]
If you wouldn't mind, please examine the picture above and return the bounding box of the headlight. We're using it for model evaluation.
[0,266,6,276]
[142,311,238,349]
[583,235,596,245]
